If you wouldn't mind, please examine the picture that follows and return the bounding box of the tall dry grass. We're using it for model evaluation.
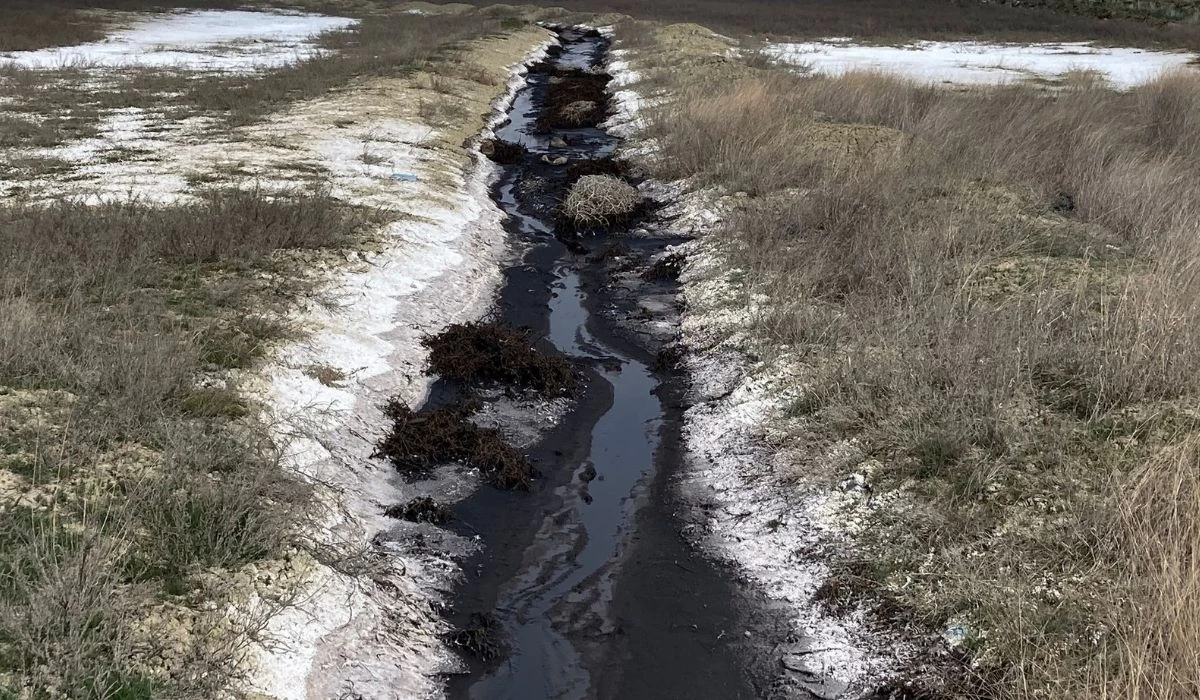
[653,66,1200,696]
[0,189,361,697]
[1103,437,1200,700]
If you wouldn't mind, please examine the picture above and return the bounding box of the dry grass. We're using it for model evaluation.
[0,112,99,149]
[1110,437,1200,699]
[0,1,110,51]
[0,0,261,52]
[650,58,1200,698]
[0,188,363,697]
[182,11,504,127]
[990,0,1200,24]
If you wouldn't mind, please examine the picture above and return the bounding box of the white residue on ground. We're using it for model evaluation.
[20,107,214,203]
[241,41,553,700]
[0,8,362,202]
[2,9,355,72]
[613,33,908,699]
[4,105,314,203]
[602,47,650,138]
[664,200,908,698]
[765,38,1198,87]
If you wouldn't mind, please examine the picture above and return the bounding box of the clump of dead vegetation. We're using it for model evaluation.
[537,67,611,129]
[374,400,533,490]
[446,612,501,661]
[423,321,574,398]
[561,174,642,229]
[642,251,685,281]
[385,496,454,525]
[650,55,1200,699]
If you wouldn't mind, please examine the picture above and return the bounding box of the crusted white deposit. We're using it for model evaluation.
[1,9,356,72]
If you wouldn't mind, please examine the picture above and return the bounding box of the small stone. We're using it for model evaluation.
[799,677,850,700]
[781,653,816,674]
[549,136,569,148]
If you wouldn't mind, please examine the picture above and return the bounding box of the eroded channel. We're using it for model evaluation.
[430,28,760,699]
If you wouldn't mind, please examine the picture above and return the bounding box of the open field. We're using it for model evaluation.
[5,0,1200,697]
[532,0,1200,48]
[609,13,1200,700]
[0,3,556,697]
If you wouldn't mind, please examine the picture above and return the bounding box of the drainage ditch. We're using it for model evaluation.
[380,27,765,699]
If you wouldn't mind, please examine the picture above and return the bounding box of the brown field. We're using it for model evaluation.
[643,26,1200,698]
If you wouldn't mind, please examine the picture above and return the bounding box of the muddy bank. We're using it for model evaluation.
[244,32,556,699]
[598,27,919,699]
[376,26,769,700]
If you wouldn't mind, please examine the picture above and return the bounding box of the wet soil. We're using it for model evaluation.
[414,28,769,700]
[444,27,768,700]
